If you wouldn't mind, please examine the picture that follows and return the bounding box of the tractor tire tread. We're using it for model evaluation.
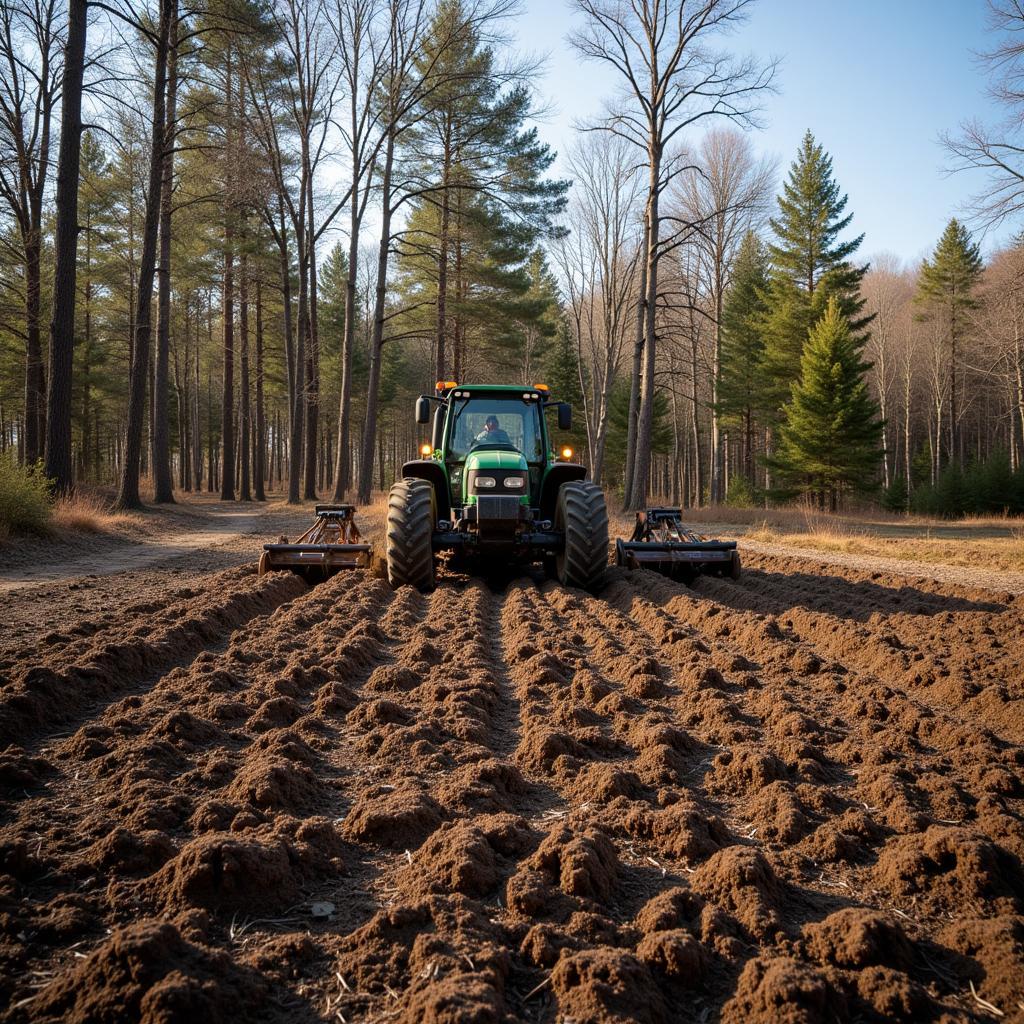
[386,478,436,591]
[558,481,609,590]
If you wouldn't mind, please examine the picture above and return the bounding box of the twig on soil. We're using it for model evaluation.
[524,975,551,1000]
[335,971,353,993]
[969,981,1004,1017]
[645,855,667,878]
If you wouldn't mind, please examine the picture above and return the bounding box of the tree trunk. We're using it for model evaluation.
[435,126,452,380]
[333,179,360,498]
[358,131,395,505]
[239,247,251,501]
[303,172,319,501]
[623,219,649,509]
[153,7,178,503]
[220,50,235,500]
[193,319,202,488]
[254,275,266,501]
[114,0,172,510]
[43,0,88,488]
[628,160,660,511]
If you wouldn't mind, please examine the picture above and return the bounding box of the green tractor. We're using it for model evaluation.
[385,382,608,591]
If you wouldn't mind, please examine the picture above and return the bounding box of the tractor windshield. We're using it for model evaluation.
[448,396,545,462]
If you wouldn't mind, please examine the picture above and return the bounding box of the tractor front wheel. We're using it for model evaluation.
[556,482,609,590]
[386,479,436,591]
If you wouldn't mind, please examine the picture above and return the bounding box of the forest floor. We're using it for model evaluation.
[1,496,1022,1023]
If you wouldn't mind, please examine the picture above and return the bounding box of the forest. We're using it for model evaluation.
[2,0,1024,520]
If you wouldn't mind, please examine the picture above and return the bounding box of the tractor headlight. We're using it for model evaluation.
[475,476,497,488]
[504,477,524,488]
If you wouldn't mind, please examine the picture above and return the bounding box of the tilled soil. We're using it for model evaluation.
[1,550,1023,1023]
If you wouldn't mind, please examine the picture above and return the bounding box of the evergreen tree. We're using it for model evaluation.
[541,313,586,455]
[770,297,882,509]
[761,132,871,411]
[394,0,567,380]
[718,231,769,484]
[914,218,982,465]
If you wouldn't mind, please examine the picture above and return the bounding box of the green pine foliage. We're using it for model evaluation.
[761,132,871,412]
[770,297,883,507]
[768,130,864,294]
[394,0,567,377]
[916,218,983,315]
[913,219,983,465]
[541,311,587,453]
[911,451,1024,517]
[718,231,769,479]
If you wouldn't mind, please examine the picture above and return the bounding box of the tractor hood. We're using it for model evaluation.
[464,449,528,472]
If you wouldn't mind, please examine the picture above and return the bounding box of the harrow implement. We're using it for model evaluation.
[259,504,372,580]
[615,507,741,582]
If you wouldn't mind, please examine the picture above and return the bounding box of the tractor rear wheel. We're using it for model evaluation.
[556,482,609,590]
[386,479,436,591]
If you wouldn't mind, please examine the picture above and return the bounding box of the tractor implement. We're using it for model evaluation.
[259,504,372,580]
[616,507,741,582]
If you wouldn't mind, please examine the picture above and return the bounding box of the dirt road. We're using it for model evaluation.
[0,507,1022,1023]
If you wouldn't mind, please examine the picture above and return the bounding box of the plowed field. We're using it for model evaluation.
[2,544,1023,1023]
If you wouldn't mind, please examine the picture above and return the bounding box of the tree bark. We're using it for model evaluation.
[358,131,395,505]
[623,219,648,509]
[333,187,359,499]
[628,158,660,511]
[43,0,87,489]
[239,247,251,501]
[153,6,178,503]
[220,49,236,500]
[303,168,319,501]
[114,0,172,509]
[254,275,266,500]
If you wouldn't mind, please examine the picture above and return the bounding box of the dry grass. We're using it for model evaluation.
[740,516,1024,573]
[50,491,140,536]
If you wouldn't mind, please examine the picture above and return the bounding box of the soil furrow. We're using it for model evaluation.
[1,556,1021,1024]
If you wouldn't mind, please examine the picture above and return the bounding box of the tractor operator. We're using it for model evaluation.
[474,415,512,446]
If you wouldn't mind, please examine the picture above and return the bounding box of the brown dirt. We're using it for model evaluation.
[1,516,1023,1023]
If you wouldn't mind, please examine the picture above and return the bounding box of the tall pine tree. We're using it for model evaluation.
[394,0,567,381]
[718,231,769,486]
[761,131,871,412]
[914,218,982,466]
[770,297,882,509]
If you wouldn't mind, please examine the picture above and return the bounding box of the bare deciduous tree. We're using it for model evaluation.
[569,0,775,509]
[553,132,643,484]
[943,0,1024,230]
[672,127,773,502]
[0,0,62,465]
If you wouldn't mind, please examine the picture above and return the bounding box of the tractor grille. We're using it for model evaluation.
[477,495,521,521]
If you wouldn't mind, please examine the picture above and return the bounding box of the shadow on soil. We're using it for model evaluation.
[695,567,1010,621]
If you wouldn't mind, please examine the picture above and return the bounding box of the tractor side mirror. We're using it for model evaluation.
[431,406,444,451]
[557,403,572,431]
[415,396,431,424]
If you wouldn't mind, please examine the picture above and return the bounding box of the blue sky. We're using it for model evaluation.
[514,0,1007,264]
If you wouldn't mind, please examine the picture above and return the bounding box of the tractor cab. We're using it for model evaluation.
[442,388,547,506]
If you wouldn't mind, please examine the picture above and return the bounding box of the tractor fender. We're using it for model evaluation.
[539,463,588,519]
[401,459,451,516]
